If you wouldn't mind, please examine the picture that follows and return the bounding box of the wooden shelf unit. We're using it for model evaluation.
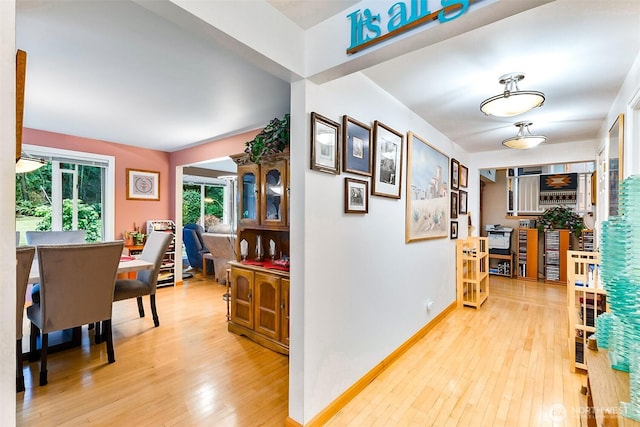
[456,237,489,309]
[516,228,539,281]
[544,229,570,284]
[567,250,604,372]
[488,252,514,277]
[146,219,176,287]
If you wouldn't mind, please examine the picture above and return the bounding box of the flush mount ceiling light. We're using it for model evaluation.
[480,73,545,117]
[502,121,547,149]
[16,153,46,173]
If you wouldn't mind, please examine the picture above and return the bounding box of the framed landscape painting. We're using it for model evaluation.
[405,132,449,242]
[372,120,404,199]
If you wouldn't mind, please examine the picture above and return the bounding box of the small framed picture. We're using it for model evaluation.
[126,168,160,201]
[345,178,369,214]
[343,115,372,176]
[459,190,468,214]
[460,164,468,188]
[450,221,458,239]
[372,120,404,199]
[450,191,458,219]
[311,112,340,174]
[451,158,459,190]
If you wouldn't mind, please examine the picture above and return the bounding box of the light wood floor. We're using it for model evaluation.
[17,275,586,426]
[325,276,586,427]
[17,275,289,426]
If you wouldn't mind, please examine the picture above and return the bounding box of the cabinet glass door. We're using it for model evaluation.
[238,164,259,226]
[261,160,287,227]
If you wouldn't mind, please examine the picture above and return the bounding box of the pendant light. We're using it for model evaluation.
[480,73,545,117]
[502,122,547,149]
[16,153,46,173]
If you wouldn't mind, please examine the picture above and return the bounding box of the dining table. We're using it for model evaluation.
[28,255,154,284]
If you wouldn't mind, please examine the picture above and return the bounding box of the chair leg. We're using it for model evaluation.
[94,322,103,344]
[29,322,39,362]
[16,339,25,393]
[104,320,115,364]
[136,296,145,318]
[150,294,160,327]
[39,333,48,386]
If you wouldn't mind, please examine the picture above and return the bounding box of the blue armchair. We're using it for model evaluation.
[183,223,209,270]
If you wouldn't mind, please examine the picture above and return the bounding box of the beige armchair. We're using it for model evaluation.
[201,232,236,284]
[16,246,35,392]
[26,241,123,386]
[113,231,172,327]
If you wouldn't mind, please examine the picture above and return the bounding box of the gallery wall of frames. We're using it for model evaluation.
[310,111,469,242]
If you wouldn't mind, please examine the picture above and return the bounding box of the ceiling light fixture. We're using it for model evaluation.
[480,73,545,117]
[16,153,46,173]
[502,122,547,149]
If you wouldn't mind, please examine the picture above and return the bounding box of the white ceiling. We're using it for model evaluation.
[16,0,640,159]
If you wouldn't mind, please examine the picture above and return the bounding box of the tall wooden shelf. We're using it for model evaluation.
[567,250,605,372]
[456,237,489,309]
[516,228,538,281]
[544,229,570,284]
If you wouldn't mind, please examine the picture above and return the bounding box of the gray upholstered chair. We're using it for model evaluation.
[26,230,86,303]
[26,241,123,386]
[16,246,35,392]
[113,231,172,327]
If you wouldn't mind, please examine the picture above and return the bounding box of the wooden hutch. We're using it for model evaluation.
[227,153,290,355]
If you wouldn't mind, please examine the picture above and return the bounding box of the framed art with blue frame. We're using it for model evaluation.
[342,115,372,176]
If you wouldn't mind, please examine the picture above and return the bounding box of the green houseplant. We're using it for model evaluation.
[537,206,585,237]
[245,113,290,164]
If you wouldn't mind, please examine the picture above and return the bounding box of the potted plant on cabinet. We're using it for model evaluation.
[244,113,290,164]
[537,206,585,237]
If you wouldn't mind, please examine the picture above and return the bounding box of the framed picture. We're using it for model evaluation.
[372,120,404,199]
[459,164,468,188]
[405,131,449,242]
[459,190,468,214]
[343,115,372,176]
[126,168,160,200]
[451,191,458,219]
[608,113,624,217]
[450,221,458,239]
[311,112,340,174]
[451,158,459,190]
[345,178,369,214]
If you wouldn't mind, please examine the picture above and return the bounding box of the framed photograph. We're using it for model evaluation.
[451,158,459,190]
[345,178,369,214]
[450,221,458,239]
[126,168,160,200]
[450,191,458,219]
[311,112,340,174]
[343,115,372,176]
[372,120,404,199]
[459,190,468,214]
[405,131,449,242]
[459,164,468,188]
[608,113,624,217]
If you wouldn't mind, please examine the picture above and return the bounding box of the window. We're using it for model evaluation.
[182,176,236,231]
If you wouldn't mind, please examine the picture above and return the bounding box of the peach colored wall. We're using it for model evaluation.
[168,129,259,215]
[23,128,171,238]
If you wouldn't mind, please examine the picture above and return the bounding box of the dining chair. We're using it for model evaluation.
[113,231,172,327]
[26,230,86,304]
[26,241,123,386]
[16,246,35,392]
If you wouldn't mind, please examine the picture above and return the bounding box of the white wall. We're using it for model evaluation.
[289,72,467,422]
[0,0,17,424]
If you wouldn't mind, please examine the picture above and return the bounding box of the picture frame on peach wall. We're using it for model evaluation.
[126,168,160,201]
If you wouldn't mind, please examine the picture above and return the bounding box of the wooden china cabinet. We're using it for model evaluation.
[228,153,290,355]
